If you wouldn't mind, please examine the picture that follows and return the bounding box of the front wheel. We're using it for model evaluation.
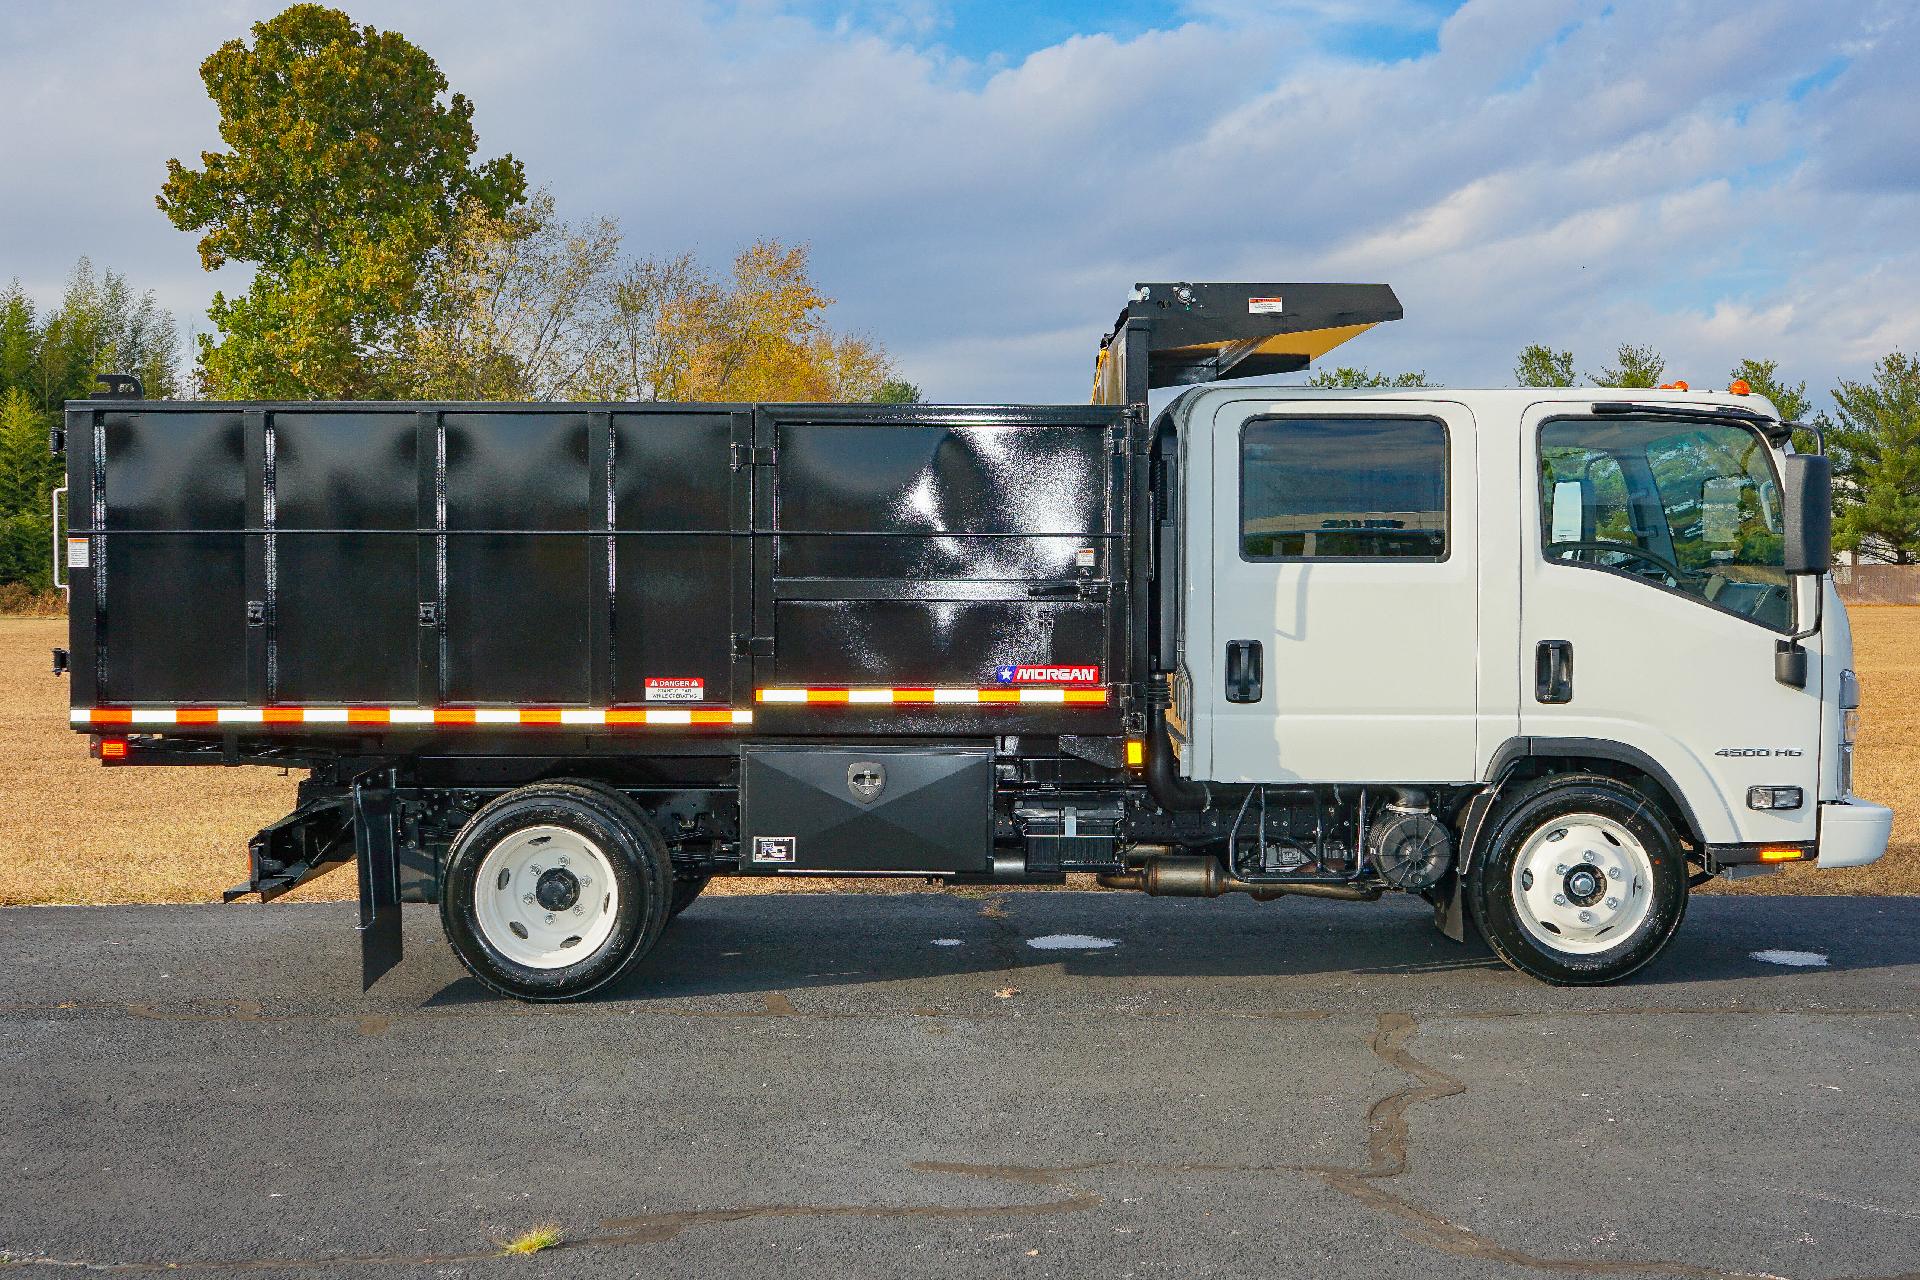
[440,781,671,1001]
[1468,775,1688,985]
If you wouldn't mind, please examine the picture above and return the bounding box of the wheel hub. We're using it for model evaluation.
[535,866,581,911]
[1564,864,1603,906]
[472,825,620,970]
[1510,814,1655,956]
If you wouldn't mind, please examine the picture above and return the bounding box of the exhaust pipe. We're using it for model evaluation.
[1143,684,1209,813]
[1098,855,1379,902]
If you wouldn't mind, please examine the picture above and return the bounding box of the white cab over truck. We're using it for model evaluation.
[1158,381,1889,980]
[60,283,1891,999]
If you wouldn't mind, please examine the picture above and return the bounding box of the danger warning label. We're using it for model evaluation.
[644,677,704,702]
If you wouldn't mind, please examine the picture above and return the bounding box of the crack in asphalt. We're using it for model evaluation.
[3,1009,1915,1277]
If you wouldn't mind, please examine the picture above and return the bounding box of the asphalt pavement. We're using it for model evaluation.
[2,891,1916,1279]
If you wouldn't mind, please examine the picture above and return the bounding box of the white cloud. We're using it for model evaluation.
[0,0,1913,407]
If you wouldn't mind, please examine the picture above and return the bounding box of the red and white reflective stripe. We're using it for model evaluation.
[755,687,1108,705]
[72,707,753,728]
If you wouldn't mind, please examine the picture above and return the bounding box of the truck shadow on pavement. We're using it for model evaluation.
[415,892,1920,1008]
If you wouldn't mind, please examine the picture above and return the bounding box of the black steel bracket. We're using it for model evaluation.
[223,791,355,903]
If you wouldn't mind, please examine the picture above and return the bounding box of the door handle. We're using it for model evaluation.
[1225,640,1263,704]
[1536,640,1573,704]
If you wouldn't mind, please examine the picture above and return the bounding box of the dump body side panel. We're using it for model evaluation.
[66,401,1131,744]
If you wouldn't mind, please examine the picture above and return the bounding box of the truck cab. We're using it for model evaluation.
[1153,383,1890,979]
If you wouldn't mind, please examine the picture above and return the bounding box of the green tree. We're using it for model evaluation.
[159,4,525,397]
[872,379,921,404]
[1514,344,1576,387]
[0,263,180,594]
[1303,366,1436,388]
[1728,357,1814,421]
[1591,343,1665,388]
[1828,352,1920,564]
[0,388,56,589]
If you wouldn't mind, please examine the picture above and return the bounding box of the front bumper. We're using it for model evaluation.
[1817,799,1894,869]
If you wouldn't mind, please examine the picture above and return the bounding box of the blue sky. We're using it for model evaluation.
[2,1,1915,406]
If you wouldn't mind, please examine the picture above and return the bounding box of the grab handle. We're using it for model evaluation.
[51,486,68,596]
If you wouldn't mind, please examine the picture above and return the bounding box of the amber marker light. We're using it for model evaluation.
[1728,378,1752,395]
[1759,847,1805,862]
[1125,739,1145,768]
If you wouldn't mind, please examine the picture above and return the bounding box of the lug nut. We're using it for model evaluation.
[522,894,534,905]
[530,864,542,874]
[544,912,555,924]
[558,855,569,866]
[1556,864,1569,875]
[1608,866,1622,878]
[1605,897,1619,909]
[1553,894,1568,906]
[1579,910,1594,923]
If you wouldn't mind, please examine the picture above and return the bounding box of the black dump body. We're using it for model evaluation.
[63,402,1138,747]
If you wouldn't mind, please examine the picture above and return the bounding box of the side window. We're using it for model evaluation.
[1539,418,1790,630]
[1240,417,1448,560]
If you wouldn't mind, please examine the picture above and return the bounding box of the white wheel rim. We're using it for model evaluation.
[473,825,620,970]
[1510,813,1655,956]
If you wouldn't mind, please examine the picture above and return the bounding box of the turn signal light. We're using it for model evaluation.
[98,736,128,760]
[1125,739,1145,768]
[1758,847,1805,862]
[1728,379,1752,395]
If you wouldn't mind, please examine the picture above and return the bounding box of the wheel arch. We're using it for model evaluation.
[1476,736,1706,858]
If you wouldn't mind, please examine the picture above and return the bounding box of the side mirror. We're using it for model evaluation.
[1782,453,1831,575]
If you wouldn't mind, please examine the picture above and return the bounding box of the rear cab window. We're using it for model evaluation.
[1240,417,1448,561]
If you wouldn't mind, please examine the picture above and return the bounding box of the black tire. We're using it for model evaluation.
[668,875,710,918]
[440,781,671,1001]
[1467,774,1688,985]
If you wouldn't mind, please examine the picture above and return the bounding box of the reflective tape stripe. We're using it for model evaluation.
[755,687,1108,705]
[71,706,753,728]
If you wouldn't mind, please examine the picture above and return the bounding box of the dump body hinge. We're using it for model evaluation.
[89,372,144,400]
[731,443,777,469]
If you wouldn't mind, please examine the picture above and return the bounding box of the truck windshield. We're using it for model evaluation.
[1538,416,1790,631]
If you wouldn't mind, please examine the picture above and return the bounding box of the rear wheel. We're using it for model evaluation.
[440,781,671,1001]
[1468,775,1688,985]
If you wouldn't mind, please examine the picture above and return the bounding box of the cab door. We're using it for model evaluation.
[1517,404,1821,846]
[1202,398,1480,783]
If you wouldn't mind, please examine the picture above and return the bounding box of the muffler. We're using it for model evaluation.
[1097,855,1379,902]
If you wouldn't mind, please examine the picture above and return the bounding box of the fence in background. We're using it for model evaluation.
[1835,563,1920,605]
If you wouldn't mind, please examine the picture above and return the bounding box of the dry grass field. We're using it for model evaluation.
[2,610,1914,905]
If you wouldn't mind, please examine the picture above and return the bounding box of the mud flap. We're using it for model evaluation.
[1436,789,1499,943]
[354,780,403,990]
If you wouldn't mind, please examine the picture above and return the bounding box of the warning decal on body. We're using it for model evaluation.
[67,538,88,570]
[1248,296,1285,314]
[645,677,704,702]
[751,836,797,864]
[994,664,1101,686]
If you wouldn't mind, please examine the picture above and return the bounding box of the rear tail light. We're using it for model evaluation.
[98,736,128,760]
